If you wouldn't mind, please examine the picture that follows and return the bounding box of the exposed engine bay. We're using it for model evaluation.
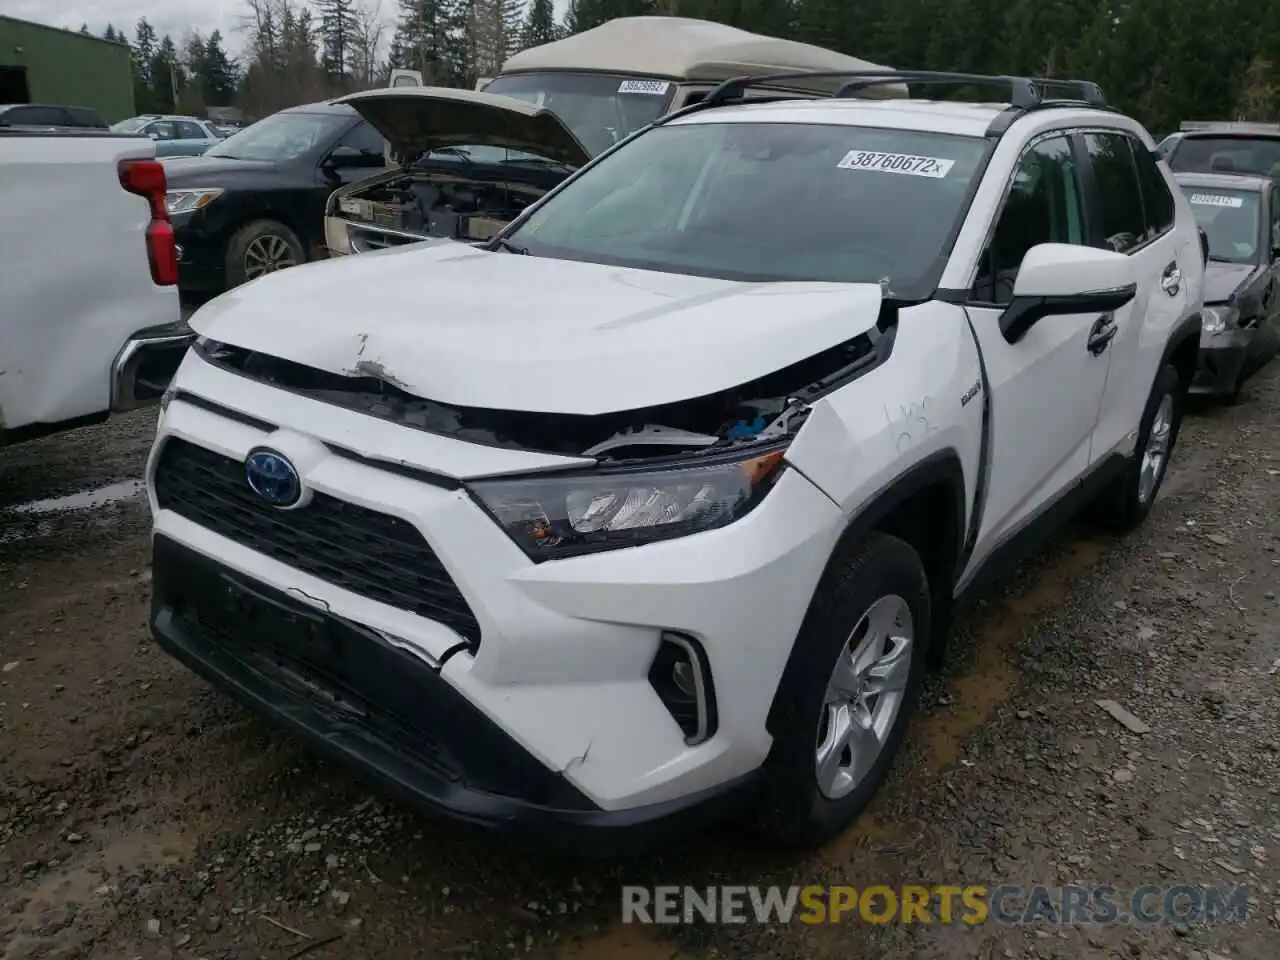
[334,170,551,246]
[195,318,894,463]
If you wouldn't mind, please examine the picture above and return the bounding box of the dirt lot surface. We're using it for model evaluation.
[2,366,1279,960]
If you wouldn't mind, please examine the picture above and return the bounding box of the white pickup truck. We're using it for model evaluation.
[0,127,191,447]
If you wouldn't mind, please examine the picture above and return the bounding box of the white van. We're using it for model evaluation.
[325,17,904,254]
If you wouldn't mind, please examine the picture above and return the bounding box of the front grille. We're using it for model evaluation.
[153,438,481,648]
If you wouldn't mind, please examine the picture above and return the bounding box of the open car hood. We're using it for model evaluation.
[332,86,592,168]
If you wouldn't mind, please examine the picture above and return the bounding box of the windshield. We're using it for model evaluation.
[1181,187,1262,263]
[482,72,675,156]
[506,121,989,294]
[111,117,150,133]
[205,110,350,161]
[1169,135,1280,177]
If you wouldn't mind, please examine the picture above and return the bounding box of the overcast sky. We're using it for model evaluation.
[3,0,567,59]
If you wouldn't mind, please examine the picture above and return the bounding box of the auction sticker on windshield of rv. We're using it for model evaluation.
[1189,193,1244,208]
[618,79,671,96]
[837,150,955,178]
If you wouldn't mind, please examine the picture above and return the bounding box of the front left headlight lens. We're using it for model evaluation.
[469,446,788,561]
[1201,305,1236,336]
[166,188,223,216]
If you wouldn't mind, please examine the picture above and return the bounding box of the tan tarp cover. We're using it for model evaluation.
[500,17,906,98]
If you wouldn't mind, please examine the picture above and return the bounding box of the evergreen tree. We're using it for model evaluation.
[521,0,556,48]
[317,0,360,80]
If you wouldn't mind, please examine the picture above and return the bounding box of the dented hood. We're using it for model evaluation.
[188,242,884,415]
[332,86,591,168]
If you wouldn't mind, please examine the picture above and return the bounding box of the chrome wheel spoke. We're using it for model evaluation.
[1137,393,1174,504]
[816,703,854,796]
[864,635,912,697]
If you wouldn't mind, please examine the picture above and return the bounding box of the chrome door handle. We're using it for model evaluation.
[1087,315,1118,355]
[1161,262,1182,296]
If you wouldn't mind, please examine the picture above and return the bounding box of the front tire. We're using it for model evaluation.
[757,532,930,846]
[225,219,306,289]
[1094,362,1183,533]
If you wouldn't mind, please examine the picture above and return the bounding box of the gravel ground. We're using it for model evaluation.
[1,364,1278,960]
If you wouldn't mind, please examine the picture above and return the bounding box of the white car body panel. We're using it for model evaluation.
[189,242,884,415]
[784,300,983,524]
[0,132,180,435]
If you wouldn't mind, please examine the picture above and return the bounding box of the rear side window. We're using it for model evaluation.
[2,105,68,126]
[1084,132,1146,253]
[1132,141,1176,240]
[176,120,206,139]
[65,106,106,128]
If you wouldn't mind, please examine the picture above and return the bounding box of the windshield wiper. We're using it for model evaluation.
[492,238,529,255]
[1206,253,1237,263]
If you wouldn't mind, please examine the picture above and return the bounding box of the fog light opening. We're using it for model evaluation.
[648,631,718,746]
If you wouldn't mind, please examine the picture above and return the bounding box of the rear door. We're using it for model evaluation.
[1082,130,1193,462]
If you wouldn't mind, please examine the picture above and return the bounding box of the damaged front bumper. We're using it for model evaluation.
[151,534,759,854]
[111,322,196,413]
[1189,328,1251,397]
[145,357,846,848]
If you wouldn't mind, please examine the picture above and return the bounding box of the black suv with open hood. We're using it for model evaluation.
[323,87,590,254]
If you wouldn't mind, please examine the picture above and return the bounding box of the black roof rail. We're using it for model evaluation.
[699,69,1107,130]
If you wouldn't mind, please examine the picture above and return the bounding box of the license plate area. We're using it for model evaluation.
[204,575,370,721]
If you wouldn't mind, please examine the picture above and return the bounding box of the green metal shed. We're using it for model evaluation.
[0,15,135,122]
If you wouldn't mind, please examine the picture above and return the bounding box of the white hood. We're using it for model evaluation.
[189,242,884,415]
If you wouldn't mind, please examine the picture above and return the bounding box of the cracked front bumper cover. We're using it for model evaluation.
[1190,329,1251,396]
[149,534,758,854]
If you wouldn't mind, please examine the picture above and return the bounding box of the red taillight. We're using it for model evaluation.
[118,158,178,286]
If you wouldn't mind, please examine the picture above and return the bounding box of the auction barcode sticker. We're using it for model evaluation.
[618,79,671,96]
[837,150,955,178]
[1189,193,1244,208]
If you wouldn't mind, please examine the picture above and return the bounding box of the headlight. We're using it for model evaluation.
[166,188,223,215]
[1201,305,1236,336]
[469,446,788,561]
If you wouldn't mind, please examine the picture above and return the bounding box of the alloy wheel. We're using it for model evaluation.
[1137,393,1174,505]
[243,234,298,280]
[815,594,914,800]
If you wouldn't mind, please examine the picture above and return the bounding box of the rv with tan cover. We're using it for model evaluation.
[324,17,905,255]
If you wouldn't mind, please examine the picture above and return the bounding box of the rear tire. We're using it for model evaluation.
[757,532,930,846]
[225,219,306,289]
[1093,362,1183,533]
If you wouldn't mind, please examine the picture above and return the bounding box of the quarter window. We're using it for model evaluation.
[1084,132,1146,253]
[334,121,385,157]
[972,135,1085,304]
[1132,139,1175,240]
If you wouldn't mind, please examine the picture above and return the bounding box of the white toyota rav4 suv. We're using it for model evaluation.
[147,70,1205,853]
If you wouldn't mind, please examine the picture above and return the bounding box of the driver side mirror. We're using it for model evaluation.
[323,145,384,169]
[999,243,1137,345]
